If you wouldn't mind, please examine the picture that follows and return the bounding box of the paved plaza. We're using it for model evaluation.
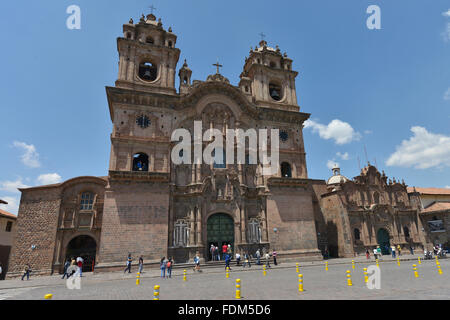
[1,255,449,300]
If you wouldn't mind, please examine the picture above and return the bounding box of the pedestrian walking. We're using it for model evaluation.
[167,257,173,278]
[272,249,278,266]
[215,246,220,261]
[21,264,31,281]
[397,245,402,256]
[160,257,167,278]
[193,252,200,272]
[365,249,370,259]
[225,254,232,270]
[76,256,84,277]
[243,252,251,268]
[222,243,228,261]
[256,249,261,265]
[61,259,71,279]
[409,246,414,255]
[391,245,396,258]
[124,254,132,273]
[265,252,271,268]
[235,252,241,266]
[138,256,144,274]
[210,244,216,261]
[376,246,382,259]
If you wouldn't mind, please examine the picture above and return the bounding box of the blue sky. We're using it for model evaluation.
[1,0,450,214]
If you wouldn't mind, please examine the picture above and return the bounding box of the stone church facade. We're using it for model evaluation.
[7,13,325,277]
[6,14,431,277]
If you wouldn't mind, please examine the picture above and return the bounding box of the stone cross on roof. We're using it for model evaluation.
[213,60,223,74]
[148,5,156,14]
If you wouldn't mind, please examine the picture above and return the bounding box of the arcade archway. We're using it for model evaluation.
[206,213,234,261]
[65,235,97,272]
[377,228,390,255]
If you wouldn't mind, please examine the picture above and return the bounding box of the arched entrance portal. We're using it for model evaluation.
[65,235,97,272]
[377,228,390,255]
[207,213,234,261]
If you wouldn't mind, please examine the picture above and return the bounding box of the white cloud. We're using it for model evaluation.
[336,152,349,160]
[37,173,62,185]
[304,119,361,145]
[327,160,339,170]
[443,9,450,17]
[364,130,373,135]
[445,186,450,189]
[444,88,450,101]
[386,126,450,169]
[0,178,30,193]
[13,141,40,168]
[0,196,19,215]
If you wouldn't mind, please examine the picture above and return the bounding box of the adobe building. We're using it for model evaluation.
[312,164,427,258]
[7,12,323,277]
[407,187,450,250]
[0,203,17,280]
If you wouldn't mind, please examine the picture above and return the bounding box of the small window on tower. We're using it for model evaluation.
[139,61,157,81]
[146,36,154,44]
[269,82,282,101]
[168,41,173,48]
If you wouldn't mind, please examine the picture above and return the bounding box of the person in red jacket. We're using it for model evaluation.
[222,243,228,261]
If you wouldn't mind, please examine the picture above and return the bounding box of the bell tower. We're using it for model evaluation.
[239,40,299,112]
[116,13,181,95]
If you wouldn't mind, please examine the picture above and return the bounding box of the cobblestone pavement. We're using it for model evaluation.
[1,255,448,300]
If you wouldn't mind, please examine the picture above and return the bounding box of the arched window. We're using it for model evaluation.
[145,36,154,44]
[80,192,95,210]
[281,162,292,178]
[403,226,410,240]
[138,61,157,81]
[269,82,282,101]
[248,219,261,244]
[173,219,189,247]
[132,153,149,171]
[354,228,361,240]
[373,192,380,205]
[213,149,226,169]
[168,41,173,48]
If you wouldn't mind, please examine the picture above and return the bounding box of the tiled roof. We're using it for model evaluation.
[422,202,450,213]
[0,208,17,219]
[407,187,450,195]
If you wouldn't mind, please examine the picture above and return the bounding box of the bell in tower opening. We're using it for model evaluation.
[139,61,157,81]
[269,82,282,101]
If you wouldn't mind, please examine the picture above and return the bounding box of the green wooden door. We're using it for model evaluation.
[377,228,390,255]
[207,213,234,253]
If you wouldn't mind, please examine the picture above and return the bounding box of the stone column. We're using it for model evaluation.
[189,207,195,246]
[196,207,203,247]
[240,204,246,244]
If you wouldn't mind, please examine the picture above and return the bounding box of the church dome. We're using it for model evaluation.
[326,165,349,185]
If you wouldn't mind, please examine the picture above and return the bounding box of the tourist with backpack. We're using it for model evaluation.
[124,254,132,273]
[166,257,173,278]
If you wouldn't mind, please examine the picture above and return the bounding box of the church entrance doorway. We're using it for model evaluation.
[65,235,97,272]
[377,228,390,255]
[206,213,234,261]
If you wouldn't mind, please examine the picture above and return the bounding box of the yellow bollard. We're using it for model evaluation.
[296,263,299,273]
[226,267,230,279]
[413,264,419,278]
[298,274,304,292]
[418,257,421,265]
[153,285,160,300]
[352,260,355,270]
[325,261,328,271]
[136,274,140,285]
[44,294,53,300]
[346,270,353,286]
[235,279,241,299]
[263,265,267,276]
[437,265,443,275]
[363,268,368,283]
[183,269,187,282]
[376,259,379,268]
[397,257,400,267]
